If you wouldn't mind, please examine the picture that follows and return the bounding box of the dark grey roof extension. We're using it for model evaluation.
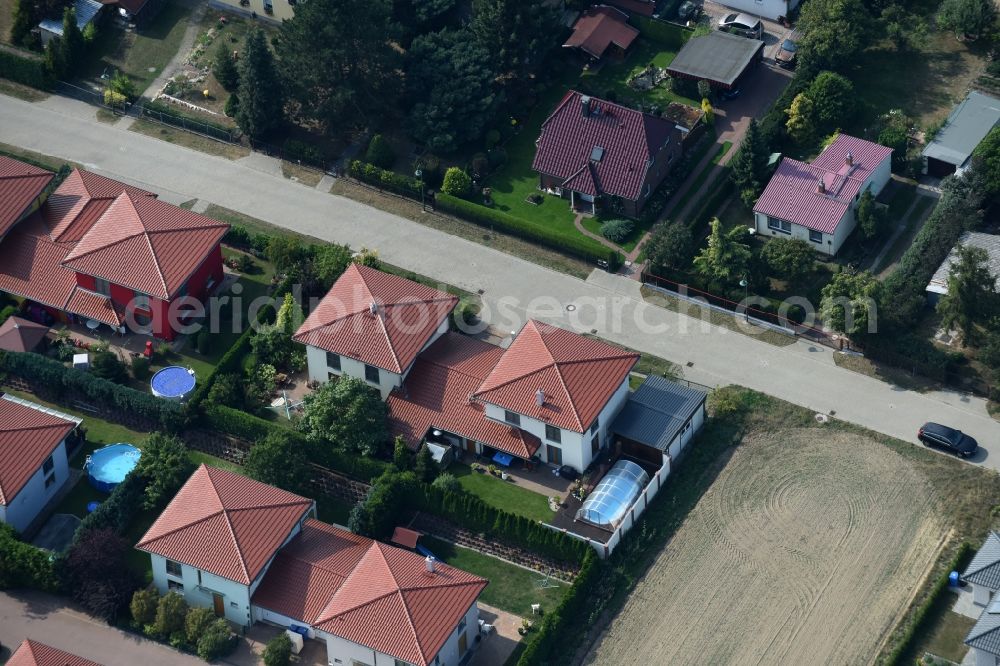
[965,531,1000,590]
[967,598,1000,655]
[927,231,1000,296]
[612,375,706,452]
[923,91,1000,167]
[666,31,763,87]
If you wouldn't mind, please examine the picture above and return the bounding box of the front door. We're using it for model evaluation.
[458,631,468,655]
[466,439,477,454]
[212,593,224,617]
[547,444,562,466]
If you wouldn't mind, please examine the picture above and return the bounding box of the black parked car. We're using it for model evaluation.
[556,464,579,481]
[918,422,979,458]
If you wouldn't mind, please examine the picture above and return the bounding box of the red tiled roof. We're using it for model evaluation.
[754,134,893,234]
[0,156,53,240]
[44,169,155,243]
[387,333,542,460]
[605,0,656,16]
[293,264,458,374]
[474,321,638,432]
[0,316,49,352]
[137,465,314,585]
[0,397,77,505]
[65,288,125,327]
[391,527,421,549]
[254,520,487,666]
[7,640,102,666]
[532,90,678,202]
[0,215,78,311]
[563,6,639,59]
[62,193,228,300]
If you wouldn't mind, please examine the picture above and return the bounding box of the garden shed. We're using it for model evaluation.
[38,0,103,47]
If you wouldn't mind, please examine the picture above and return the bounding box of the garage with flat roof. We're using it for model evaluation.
[666,31,764,90]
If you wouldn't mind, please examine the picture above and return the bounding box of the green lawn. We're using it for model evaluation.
[450,464,554,523]
[580,39,698,111]
[422,536,567,617]
[81,0,195,92]
[669,138,731,220]
[916,609,975,662]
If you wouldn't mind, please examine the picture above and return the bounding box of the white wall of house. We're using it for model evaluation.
[150,554,254,626]
[305,345,402,399]
[714,0,794,21]
[975,648,999,666]
[1,439,69,534]
[481,377,630,472]
[754,209,851,256]
[318,601,479,666]
[666,403,706,461]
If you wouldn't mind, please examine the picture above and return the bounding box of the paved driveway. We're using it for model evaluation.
[1,93,999,474]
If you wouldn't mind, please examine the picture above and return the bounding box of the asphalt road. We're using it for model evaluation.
[1,93,999,471]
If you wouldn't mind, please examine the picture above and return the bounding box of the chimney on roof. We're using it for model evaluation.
[535,388,545,407]
[581,95,592,117]
[845,151,853,167]
[817,179,826,194]
[369,301,378,316]
[425,555,436,574]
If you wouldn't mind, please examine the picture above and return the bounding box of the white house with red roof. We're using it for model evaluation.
[753,134,892,256]
[138,466,487,666]
[532,90,683,217]
[7,639,102,666]
[0,394,81,533]
[293,263,458,398]
[0,162,229,340]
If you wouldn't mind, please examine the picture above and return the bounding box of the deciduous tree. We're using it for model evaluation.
[761,238,816,283]
[785,93,817,145]
[807,71,854,132]
[64,528,140,622]
[820,269,878,336]
[938,0,996,40]
[797,0,873,73]
[937,245,997,345]
[644,221,693,273]
[245,431,310,494]
[300,377,389,457]
[135,433,194,510]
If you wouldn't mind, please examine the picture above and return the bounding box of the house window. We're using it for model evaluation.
[504,410,521,426]
[133,291,150,311]
[94,278,111,296]
[42,455,54,475]
[167,580,184,592]
[230,601,238,608]
[545,424,561,443]
[590,418,599,435]
[364,364,380,384]
[809,229,823,243]
[591,433,600,456]
[767,218,791,234]
[547,444,563,465]
[327,352,341,371]
[45,473,56,488]
[458,617,467,633]
[263,0,273,13]
[166,560,183,577]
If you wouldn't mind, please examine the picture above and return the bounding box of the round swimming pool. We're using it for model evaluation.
[86,443,141,493]
[151,366,196,400]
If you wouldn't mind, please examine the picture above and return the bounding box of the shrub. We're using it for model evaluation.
[365,134,395,169]
[263,633,293,666]
[185,607,216,644]
[484,129,501,149]
[441,167,472,197]
[393,435,412,471]
[0,305,17,325]
[91,351,127,383]
[416,154,443,188]
[197,618,236,661]
[0,49,52,90]
[283,139,323,166]
[0,523,60,592]
[600,219,634,243]
[135,433,195,511]
[206,372,245,409]
[130,587,160,627]
[431,472,462,493]
[63,528,140,622]
[471,152,490,179]
[349,160,422,198]
[152,592,189,639]
[224,93,238,117]
[131,356,150,380]
[245,430,309,494]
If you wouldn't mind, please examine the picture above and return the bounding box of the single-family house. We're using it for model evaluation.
[293,263,458,398]
[7,640,101,666]
[137,465,488,666]
[666,30,764,91]
[966,532,1000,666]
[0,395,80,534]
[753,134,893,256]
[532,91,683,217]
[923,91,1000,177]
[0,165,228,340]
[563,6,639,61]
[715,0,800,21]
[38,0,103,47]
[926,231,1000,303]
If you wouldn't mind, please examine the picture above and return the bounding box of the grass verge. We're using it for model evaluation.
[129,118,250,159]
[832,351,935,393]
[0,77,49,101]
[282,161,325,187]
[450,463,554,523]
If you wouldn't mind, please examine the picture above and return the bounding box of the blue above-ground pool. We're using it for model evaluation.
[86,443,141,493]
[151,366,196,401]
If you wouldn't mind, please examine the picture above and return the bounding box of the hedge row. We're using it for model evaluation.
[223,224,271,255]
[863,332,957,383]
[629,15,690,46]
[202,404,390,483]
[142,99,238,142]
[517,549,601,665]
[74,469,148,542]
[0,350,182,430]
[0,48,52,90]
[882,542,974,665]
[0,523,60,592]
[436,193,623,269]
[349,160,423,199]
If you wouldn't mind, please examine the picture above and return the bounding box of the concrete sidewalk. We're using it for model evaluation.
[1,92,999,473]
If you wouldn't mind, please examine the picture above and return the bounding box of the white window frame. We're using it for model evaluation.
[166,559,183,578]
[808,229,823,243]
[768,217,791,234]
[504,410,521,426]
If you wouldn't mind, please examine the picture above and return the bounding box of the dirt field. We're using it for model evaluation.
[585,428,946,666]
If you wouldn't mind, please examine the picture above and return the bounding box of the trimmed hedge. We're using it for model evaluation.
[629,15,690,47]
[223,224,271,254]
[882,542,974,665]
[0,48,52,90]
[0,350,183,430]
[349,160,423,199]
[0,523,60,592]
[436,193,623,269]
[74,469,148,541]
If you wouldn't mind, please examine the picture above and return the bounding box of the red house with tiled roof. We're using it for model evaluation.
[137,466,487,666]
[294,263,458,398]
[753,133,893,256]
[0,395,80,533]
[0,156,55,241]
[532,90,683,217]
[7,639,102,666]
[563,6,639,61]
[0,163,228,339]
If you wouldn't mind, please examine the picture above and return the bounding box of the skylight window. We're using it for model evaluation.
[590,146,605,162]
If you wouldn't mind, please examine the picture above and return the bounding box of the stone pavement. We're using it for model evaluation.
[469,603,523,666]
[2,92,1000,473]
